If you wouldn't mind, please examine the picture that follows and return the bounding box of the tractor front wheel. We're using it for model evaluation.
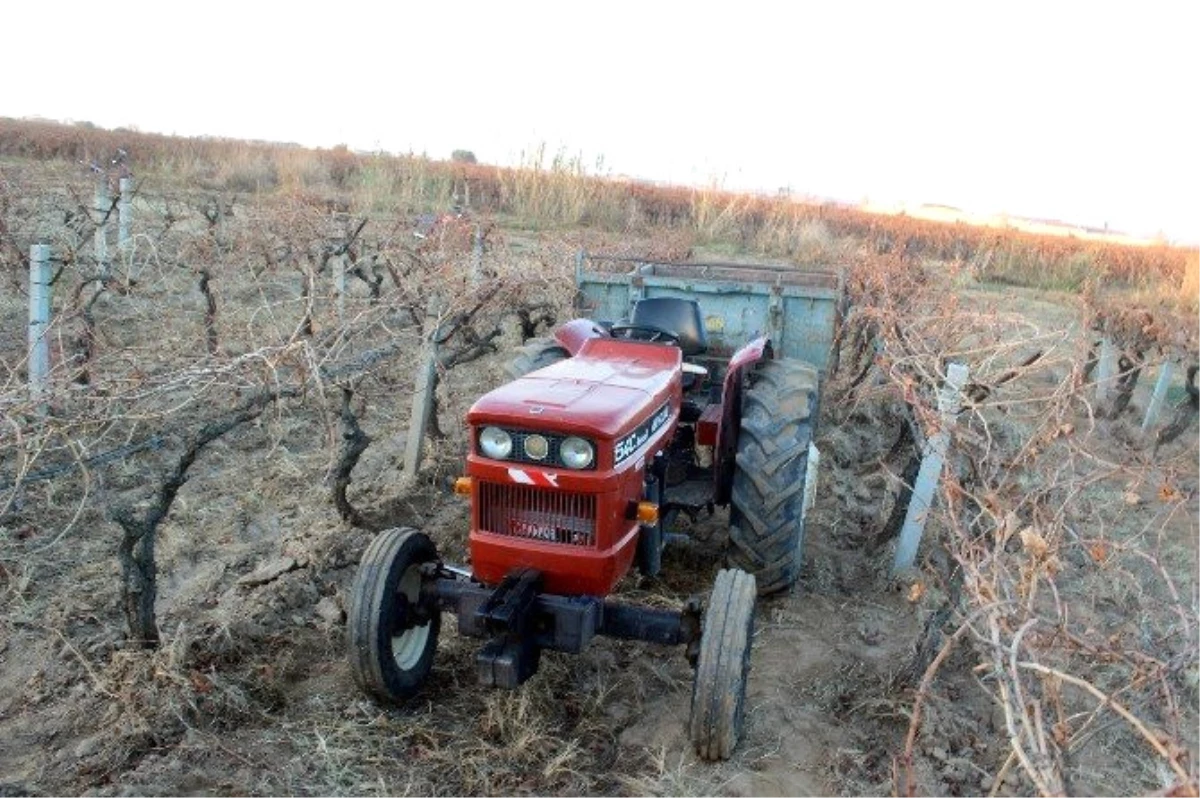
[688,568,757,761]
[347,527,442,703]
[728,358,819,595]
[504,337,568,380]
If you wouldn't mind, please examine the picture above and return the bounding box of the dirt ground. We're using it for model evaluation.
[0,349,920,796]
[1,257,1196,796]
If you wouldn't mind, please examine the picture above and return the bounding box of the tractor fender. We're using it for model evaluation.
[714,336,774,505]
[554,318,611,356]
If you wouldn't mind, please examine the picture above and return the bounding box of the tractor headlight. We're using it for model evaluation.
[478,426,513,459]
[523,434,549,461]
[559,436,595,469]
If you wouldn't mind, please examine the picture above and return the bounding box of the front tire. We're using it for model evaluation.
[504,337,568,380]
[727,358,819,595]
[347,527,441,703]
[689,568,757,760]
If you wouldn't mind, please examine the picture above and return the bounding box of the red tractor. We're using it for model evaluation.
[347,255,841,759]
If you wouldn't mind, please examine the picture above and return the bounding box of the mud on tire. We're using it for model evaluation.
[504,337,568,380]
[727,358,820,595]
[347,527,442,703]
[689,568,757,760]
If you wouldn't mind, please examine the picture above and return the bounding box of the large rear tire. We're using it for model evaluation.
[504,337,568,380]
[727,358,819,595]
[689,568,757,761]
[347,527,441,703]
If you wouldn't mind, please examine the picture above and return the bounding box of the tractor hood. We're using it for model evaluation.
[469,338,682,440]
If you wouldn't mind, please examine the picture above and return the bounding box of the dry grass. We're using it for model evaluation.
[2,116,1192,295]
[832,253,1199,796]
[1180,250,1200,312]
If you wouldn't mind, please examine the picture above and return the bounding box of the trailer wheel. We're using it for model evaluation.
[689,568,757,761]
[728,358,819,595]
[504,337,568,380]
[347,527,441,703]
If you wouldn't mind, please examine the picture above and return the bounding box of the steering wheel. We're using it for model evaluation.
[608,324,681,345]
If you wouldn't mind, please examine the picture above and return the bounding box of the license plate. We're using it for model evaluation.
[509,517,559,541]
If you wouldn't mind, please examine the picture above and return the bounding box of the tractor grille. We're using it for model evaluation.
[478,481,597,547]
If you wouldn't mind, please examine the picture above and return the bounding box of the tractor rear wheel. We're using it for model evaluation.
[688,568,757,761]
[347,527,441,703]
[504,337,568,380]
[728,358,819,595]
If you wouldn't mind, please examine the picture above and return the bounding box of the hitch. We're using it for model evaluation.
[428,568,702,690]
[476,568,542,634]
[474,569,543,689]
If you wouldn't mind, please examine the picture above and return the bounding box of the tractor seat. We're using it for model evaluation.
[630,297,709,357]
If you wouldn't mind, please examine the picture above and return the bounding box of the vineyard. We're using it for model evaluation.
[0,120,1197,796]
[2,117,1196,295]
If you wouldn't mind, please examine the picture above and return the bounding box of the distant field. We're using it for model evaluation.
[2,116,1195,300]
[860,199,1178,248]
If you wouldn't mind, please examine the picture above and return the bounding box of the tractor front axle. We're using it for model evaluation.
[423,566,702,688]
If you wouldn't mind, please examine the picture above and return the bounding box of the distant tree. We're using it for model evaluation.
[327,143,359,187]
[451,149,477,164]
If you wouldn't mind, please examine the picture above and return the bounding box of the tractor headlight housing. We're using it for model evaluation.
[559,436,595,470]
[476,426,596,470]
[478,426,513,460]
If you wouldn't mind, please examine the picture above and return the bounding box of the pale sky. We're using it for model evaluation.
[4,1,1197,242]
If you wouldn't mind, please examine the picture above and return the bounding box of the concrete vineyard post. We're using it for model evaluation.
[28,244,52,411]
[95,179,110,280]
[404,296,444,479]
[471,224,484,287]
[334,215,348,326]
[1095,337,1116,405]
[893,362,968,575]
[334,255,346,327]
[1142,359,1175,433]
[118,177,133,262]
